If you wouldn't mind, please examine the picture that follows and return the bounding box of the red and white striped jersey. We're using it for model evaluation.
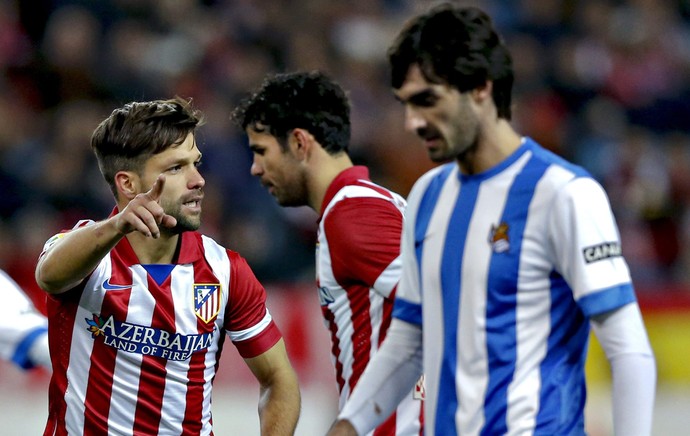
[41,219,281,436]
[316,166,423,435]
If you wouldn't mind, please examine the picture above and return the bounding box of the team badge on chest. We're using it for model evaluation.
[489,222,510,253]
[194,284,221,323]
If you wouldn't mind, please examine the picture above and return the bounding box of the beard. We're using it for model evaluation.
[171,214,201,233]
[424,117,481,169]
[161,199,202,234]
[275,189,308,208]
[264,174,309,208]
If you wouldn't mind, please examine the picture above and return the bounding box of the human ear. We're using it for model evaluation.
[114,171,140,200]
[473,80,493,103]
[290,129,312,160]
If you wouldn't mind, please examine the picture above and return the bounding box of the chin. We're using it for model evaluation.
[173,219,201,233]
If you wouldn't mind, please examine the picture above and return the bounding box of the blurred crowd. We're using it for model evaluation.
[2,0,690,309]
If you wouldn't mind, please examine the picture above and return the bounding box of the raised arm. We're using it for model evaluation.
[35,175,177,294]
[244,338,301,436]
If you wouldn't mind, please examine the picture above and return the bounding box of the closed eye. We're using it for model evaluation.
[249,144,265,156]
[408,90,439,108]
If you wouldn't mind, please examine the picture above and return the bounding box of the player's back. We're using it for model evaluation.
[316,167,422,435]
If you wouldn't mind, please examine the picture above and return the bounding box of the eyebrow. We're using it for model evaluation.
[409,90,438,105]
[171,151,202,165]
[395,89,437,105]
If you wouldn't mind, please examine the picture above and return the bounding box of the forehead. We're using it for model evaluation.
[393,64,456,102]
[246,126,281,148]
[394,65,433,99]
[148,133,200,162]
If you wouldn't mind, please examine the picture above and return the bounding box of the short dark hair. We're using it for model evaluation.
[91,97,203,196]
[388,3,514,120]
[231,71,351,154]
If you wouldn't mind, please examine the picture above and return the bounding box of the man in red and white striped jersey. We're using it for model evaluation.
[232,71,423,435]
[35,97,300,436]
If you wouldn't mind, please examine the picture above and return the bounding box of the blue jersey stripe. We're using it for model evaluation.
[415,164,455,268]
[412,164,454,322]
[435,175,480,436]
[577,283,636,317]
[413,164,456,435]
[535,271,588,434]
[393,297,423,325]
[482,155,549,435]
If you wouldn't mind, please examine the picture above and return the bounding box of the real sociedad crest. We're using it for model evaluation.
[489,222,510,253]
[194,283,221,323]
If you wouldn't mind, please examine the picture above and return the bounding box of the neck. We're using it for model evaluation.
[309,152,354,214]
[459,119,522,175]
[126,232,180,264]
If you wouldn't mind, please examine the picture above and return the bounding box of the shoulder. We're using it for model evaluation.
[410,163,455,196]
[199,234,248,265]
[525,139,592,182]
[521,140,606,200]
[324,181,406,218]
[404,163,456,217]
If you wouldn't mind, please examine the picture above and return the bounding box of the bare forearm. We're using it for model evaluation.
[258,370,301,436]
[36,218,124,294]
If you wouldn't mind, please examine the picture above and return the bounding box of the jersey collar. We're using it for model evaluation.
[319,165,370,217]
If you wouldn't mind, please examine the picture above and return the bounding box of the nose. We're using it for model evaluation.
[250,157,263,177]
[190,166,205,190]
[404,106,426,132]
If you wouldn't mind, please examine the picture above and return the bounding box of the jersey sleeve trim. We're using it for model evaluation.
[232,320,282,359]
[577,283,636,317]
[228,309,282,358]
[392,298,422,326]
[227,309,272,341]
[12,326,48,369]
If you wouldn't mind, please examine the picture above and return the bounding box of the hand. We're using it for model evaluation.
[115,175,177,238]
[326,420,357,436]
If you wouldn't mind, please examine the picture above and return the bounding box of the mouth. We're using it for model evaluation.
[417,127,442,148]
[182,196,203,211]
[261,181,276,195]
[422,136,442,149]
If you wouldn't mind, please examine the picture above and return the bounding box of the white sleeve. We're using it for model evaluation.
[549,178,635,315]
[0,270,50,370]
[590,302,656,436]
[338,319,423,434]
[28,333,52,370]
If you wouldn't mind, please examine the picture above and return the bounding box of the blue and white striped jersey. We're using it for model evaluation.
[393,137,636,435]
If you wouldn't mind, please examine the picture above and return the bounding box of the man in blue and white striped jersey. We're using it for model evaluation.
[329,3,656,436]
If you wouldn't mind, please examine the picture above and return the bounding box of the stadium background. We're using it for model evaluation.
[1,0,689,434]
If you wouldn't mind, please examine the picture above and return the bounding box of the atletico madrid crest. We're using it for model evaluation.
[193,284,221,323]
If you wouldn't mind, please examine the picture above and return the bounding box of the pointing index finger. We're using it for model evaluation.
[148,174,166,201]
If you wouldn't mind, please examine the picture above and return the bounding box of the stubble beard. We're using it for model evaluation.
[276,190,308,208]
[274,175,309,208]
[455,127,481,174]
[162,201,201,234]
